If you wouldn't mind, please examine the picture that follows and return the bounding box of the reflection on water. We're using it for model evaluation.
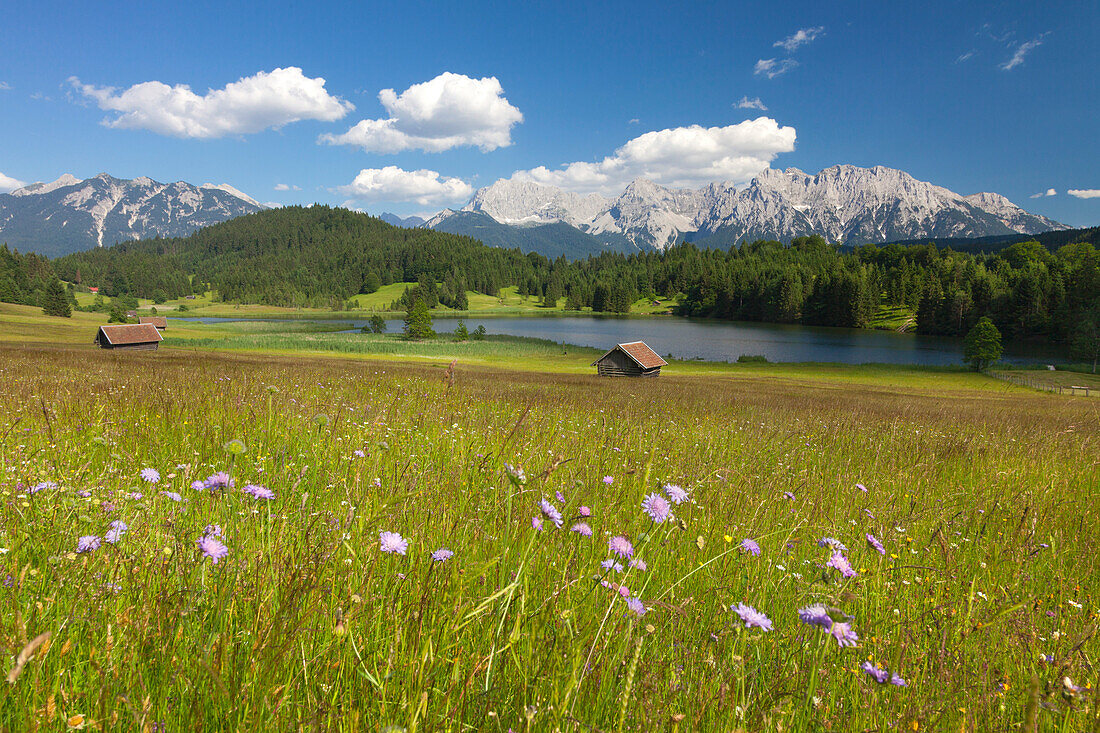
[177,315,1060,366]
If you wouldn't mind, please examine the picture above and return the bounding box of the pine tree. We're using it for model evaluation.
[403,298,434,340]
[453,320,469,341]
[41,278,72,317]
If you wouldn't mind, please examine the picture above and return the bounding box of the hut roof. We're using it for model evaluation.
[97,323,163,345]
[139,316,168,328]
[591,341,668,369]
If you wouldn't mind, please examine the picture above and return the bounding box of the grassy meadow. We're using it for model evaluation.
[0,328,1098,730]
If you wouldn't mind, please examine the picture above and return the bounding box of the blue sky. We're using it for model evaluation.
[1,0,1097,225]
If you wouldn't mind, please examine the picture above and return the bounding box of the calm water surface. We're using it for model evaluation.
[178,315,1061,366]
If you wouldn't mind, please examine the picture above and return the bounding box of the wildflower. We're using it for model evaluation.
[203,524,223,537]
[866,534,886,555]
[242,484,275,500]
[733,603,773,631]
[531,516,543,531]
[204,472,234,490]
[890,672,908,687]
[76,490,91,498]
[109,520,128,532]
[539,499,563,528]
[128,492,143,500]
[140,468,160,484]
[504,463,526,484]
[602,476,613,485]
[105,528,124,544]
[861,661,890,684]
[431,548,454,562]
[197,535,229,563]
[641,493,671,523]
[555,490,566,503]
[608,535,634,558]
[625,597,647,617]
[663,483,688,504]
[578,506,592,517]
[570,522,593,537]
[828,621,859,647]
[856,483,867,493]
[740,538,761,557]
[601,580,631,598]
[76,535,101,554]
[353,450,365,458]
[379,531,408,555]
[30,481,56,494]
[827,551,858,578]
[161,491,182,502]
[601,559,624,572]
[798,604,833,629]
[819,537,848,552]
[628,558,647,571]
[190,480,206,491]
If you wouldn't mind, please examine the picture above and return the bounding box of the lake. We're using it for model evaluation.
[177,315,1062,366]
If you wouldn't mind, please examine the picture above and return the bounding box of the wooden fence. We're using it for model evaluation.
[989,371,1094,397]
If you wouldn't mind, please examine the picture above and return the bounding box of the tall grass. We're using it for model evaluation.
[0,345,1097,730]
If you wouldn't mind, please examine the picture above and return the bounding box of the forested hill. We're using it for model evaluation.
[53,205,544,306]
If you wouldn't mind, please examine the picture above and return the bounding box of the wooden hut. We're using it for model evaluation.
[591,341,667,377]
[139,316,168,330]
[94,323,163,351]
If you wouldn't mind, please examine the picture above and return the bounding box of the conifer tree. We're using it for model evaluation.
[41,278,72,317]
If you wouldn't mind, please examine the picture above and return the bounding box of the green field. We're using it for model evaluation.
[1,303,1098,730]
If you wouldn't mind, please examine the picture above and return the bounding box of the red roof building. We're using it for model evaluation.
[591,341,668,377]
[94,324,163,350]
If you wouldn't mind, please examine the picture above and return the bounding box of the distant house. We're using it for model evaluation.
[94,324,163,351]
[139,316,168,330]
[126,310,138,319]
[591,341,668,377]
[88,287,99,294]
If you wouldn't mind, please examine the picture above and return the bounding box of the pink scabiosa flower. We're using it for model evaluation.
[570,522,593,537]
[190,480,206,491]
[538,499,563,528]
[861,661,890,684]
[161,491,182,502]
[625,597,647,617]
[740,538,761,557]
[379,531,408,555]
[819,537,848,552]
[608,535,634,558]
[105,521,127,544]
[797,604,833,630]
[889,672,907,687]
[30,481,57,494]
[828,620,859,648]
[865,533,886,555]
[555,490,565,503]
[578,506,592,517]
[140,468,160,484]
[640,493,671,523]
[663,483,688,504]
[602,476,613,485]
[76,535,101,554]
[733,603,773,631]
[628,558,647,571]
[531,515,543,531]
[353,450,365,458]
[601,559,624,573]
[431,548,454,562]
[197,535,229,564]
[242,484,275,500]
[826,550,858,578]
[204,472,234,490]
[782,491,795,501]
[856,483,867,493]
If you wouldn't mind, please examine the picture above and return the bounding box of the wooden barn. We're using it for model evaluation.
[94,323,163,351]
[591,341,667,377]
[139,316,168,330]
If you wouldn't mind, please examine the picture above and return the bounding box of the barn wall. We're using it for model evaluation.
[596,350,643,377]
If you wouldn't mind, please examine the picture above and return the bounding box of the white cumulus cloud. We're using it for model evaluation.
[1029,188,1057,198]
[69,67,354,138]
[337,166,474,206]
[774,27,824,52]
[735,96,768,111]
[754,58,799,79]
[1000,35,1046,71]
[1068,189,1100,199]
[274,183,302,191]
[510,118,796,196]
[0,171,27,193]
[320,72,523,153]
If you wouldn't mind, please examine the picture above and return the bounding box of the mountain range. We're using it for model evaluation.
[420,164,1067,254]
[0,173,265,257]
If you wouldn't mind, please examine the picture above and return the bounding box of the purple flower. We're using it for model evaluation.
[555,490,565,503]
[740,538,761,556]
[601,580,631,598]
[203,524,223,537]
[379,531,408,555]
[570,522,593,537]
[782,491,795,501]
[105,528,124,544]
[663,483,688,504]
[818,537,848,552]
[197,535,229,563]
[625,597,647,617]
[828,621,859,648]
[861,661,890,684]
[889,672,907,687]
[578,506,591,517]
[242,484,275,500]
[76,490,91,498]
[601,559,624,572]
[628,558,647,571]
[76,535,101,553]
[431,548,454,562]
[531,515,543,531]
[826,551,858,578]
[608,535,634,558]
[30,481,56,494]
[539,499,563,528]
[866,534,885,555]
[128,492,143,500]
[204,472,234,490]
[353,450,365,458]
[798,604,833,629]
[602,476,613,485]
[109,520,128,531]
[856,483,867,493]
[733,603,773,631]
[190,480,206,491]
[640,493,671,523]
[161,491,182,502]
[140,468,160,484]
